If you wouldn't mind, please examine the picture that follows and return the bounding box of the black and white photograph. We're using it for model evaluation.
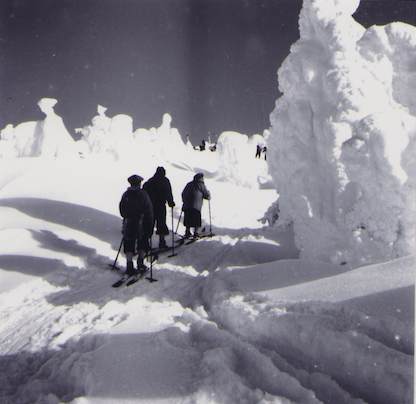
[0,0,414,402]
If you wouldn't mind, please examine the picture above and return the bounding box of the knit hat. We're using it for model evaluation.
[194,173,204,181]
[128,175,143,185]
[156,166,166,176]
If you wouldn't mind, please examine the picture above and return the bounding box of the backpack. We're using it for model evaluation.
[119,189,144,219]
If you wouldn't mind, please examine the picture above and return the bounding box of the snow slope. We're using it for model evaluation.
[0,152,413,404]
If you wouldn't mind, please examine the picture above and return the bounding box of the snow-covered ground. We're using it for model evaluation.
[0,0,414,402]
[0,152,413,404]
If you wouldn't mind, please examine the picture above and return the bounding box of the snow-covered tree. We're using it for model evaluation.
[0,98,79,159]
[267,0,416,267]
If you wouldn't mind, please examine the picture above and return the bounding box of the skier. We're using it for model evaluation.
[262,146,267,161]
[255,144,262,158]
[199,140,206,151]
[182,173,211,239]
[143,166,175,249]
[119,175,154,275]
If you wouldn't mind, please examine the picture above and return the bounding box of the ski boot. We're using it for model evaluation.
[125,261,136,276]
[137,258,148,273]
[159,239,167,249]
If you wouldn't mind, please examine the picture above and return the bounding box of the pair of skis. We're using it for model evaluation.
[112,253,158,288]
[184,232,214,245]
[111,231,215,288]
[112,267,150,288]
[110,239,158,288]
[147,236,186,258]
[146,231,214,259]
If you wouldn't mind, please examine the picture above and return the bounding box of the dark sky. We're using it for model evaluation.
[0,1,415,144]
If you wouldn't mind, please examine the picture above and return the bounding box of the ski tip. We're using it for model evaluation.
[112,281,124,288]
[185,233,215,245]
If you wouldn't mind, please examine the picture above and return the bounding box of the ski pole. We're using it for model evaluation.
[146,235,158,282]
[150,235,153,271]
[110,237,123,270]
[208,199,212,236]
[168,206,177,258]
[175,209,183,234]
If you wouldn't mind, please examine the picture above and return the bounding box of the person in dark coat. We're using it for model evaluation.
[143,167,175,248]
[255,144,262,158]
[182,173,211,239]
[119,175,154,275]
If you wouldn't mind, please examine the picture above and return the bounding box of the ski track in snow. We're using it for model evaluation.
[0,221,413,403]
[0,152,413,403]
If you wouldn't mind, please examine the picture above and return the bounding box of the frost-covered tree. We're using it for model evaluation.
[268,0,415,267]
[0,98,79,159]
[217,131,270,189]
[76,105,139,162]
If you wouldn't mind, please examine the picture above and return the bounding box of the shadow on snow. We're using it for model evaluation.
[0,197,123,249]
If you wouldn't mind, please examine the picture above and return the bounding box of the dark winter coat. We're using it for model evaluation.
[143,173,175,208]
[182,179,210,212]
[119,187,154,239]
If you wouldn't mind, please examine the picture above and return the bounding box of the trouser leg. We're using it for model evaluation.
[125,252,135,275]
[137,249,146,270]
[159,233,167,248]
[123,239,136,275]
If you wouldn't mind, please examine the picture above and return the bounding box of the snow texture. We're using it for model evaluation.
[0,151,413,404]
[0,152,414,404]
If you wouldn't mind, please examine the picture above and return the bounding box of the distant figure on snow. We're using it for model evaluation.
[199,140,206,151]
[182,173,211,239]
[143,167,175,249]
[119,175,154,275]
[262,146,267,161]
[255,144,262,158]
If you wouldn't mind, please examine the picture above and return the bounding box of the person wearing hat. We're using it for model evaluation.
[143,167,175,249]
[119,175,154,275]
[181,173,211,239]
